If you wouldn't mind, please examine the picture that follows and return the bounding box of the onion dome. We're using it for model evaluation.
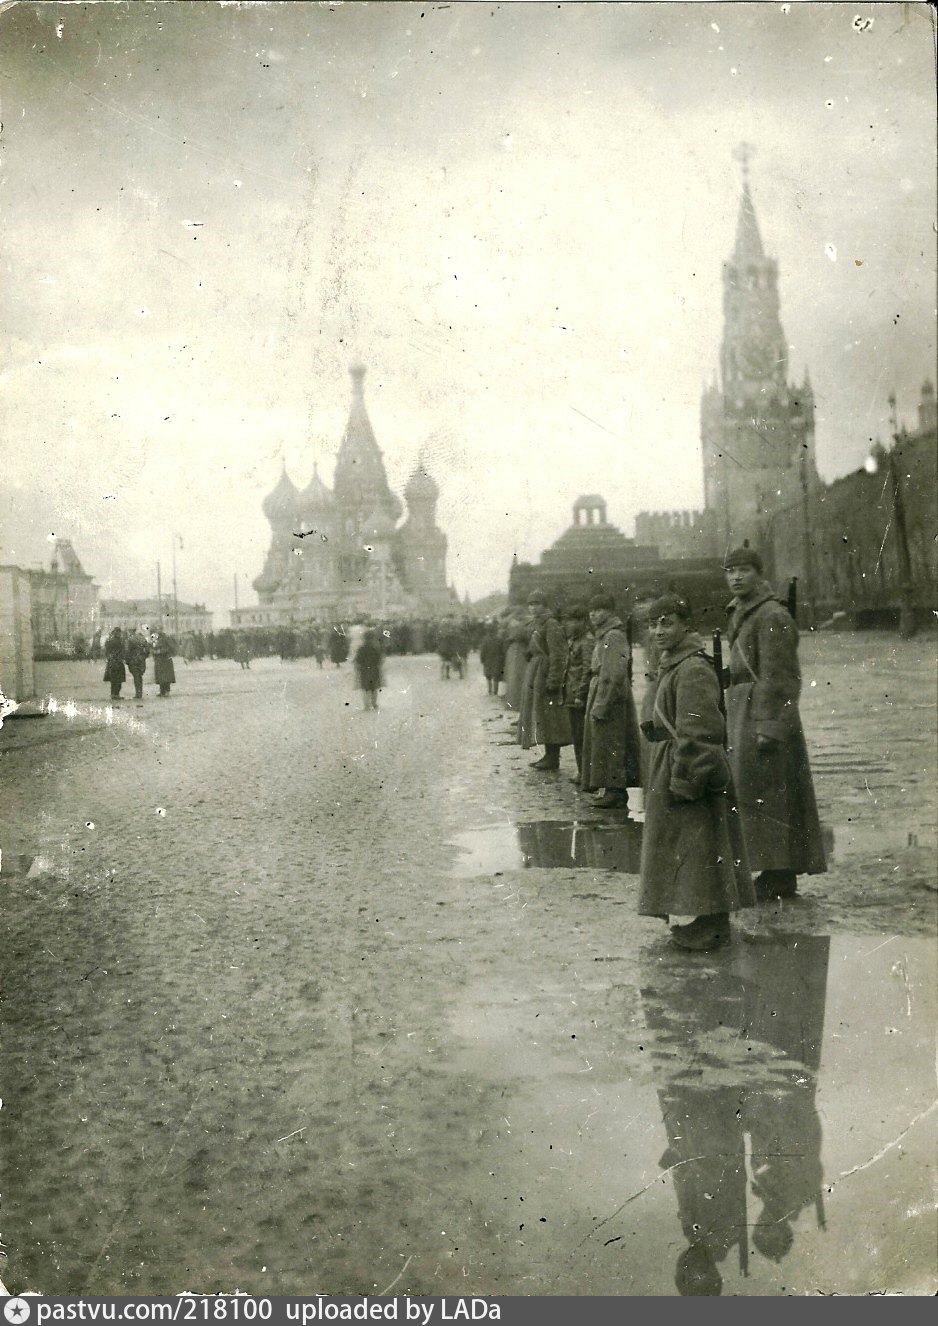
[298,462,333,511]
[404,462,439,508]
[262,463,299,524]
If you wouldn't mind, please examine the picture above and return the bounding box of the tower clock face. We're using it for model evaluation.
[737,336,775,380]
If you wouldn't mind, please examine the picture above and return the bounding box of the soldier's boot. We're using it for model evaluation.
[754,870,798,900]
[670,913,731,950]
[530,744,560,771]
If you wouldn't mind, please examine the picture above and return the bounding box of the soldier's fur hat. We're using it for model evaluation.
[723,545,763,573]
[647,593,692,622]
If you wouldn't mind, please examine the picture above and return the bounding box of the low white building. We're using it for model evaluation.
[98,596,213,637]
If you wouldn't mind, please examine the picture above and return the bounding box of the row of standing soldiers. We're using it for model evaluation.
[479,544,827,952]
[479,591,639,807]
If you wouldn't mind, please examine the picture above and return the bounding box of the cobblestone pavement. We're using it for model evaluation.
[1,635,935,1295]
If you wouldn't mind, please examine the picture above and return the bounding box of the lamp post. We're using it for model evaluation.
[885,394,917,639]
[798,445,817,629]
[171,534,182,639]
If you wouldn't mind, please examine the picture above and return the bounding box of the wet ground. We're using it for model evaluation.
[1,633,935,1295]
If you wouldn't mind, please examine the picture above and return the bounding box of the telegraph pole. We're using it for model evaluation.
[156,562,164,624]
[171,534,180,639]
[798,446,817,628]
[887,393,916,639]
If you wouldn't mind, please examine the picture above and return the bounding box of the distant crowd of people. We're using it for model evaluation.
[477,546,827,953]
[90,614,484,704]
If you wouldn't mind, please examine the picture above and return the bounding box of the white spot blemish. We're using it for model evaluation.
[156,807,167,817]
[56,21,64,39]
[86,821,95,830]
[825,242,837,261]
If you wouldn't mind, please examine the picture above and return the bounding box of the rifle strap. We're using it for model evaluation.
[731,636,760,684]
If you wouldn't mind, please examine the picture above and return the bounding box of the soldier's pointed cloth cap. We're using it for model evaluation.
[723,545,763,572]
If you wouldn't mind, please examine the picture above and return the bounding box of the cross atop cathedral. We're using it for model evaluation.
[733,141,756,183]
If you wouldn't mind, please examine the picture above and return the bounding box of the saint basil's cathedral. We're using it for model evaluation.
[234,365,455,626]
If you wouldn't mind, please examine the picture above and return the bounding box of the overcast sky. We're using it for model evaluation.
[1,1,935,616]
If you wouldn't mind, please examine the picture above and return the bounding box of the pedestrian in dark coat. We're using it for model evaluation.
[103,627,126,700]
[580,594,640,807]
[723,547,827,900]
[150,629,177,697]
[353,629,385,710]
[519,592,572,770]
[562,604,593,779]
[328,625,350,667]
[124,629,150,699]
[638,593,753,950]
[479,624,506,696]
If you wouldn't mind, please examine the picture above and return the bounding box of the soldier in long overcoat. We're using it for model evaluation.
[579,593,641,808]
[103,627,126,700]
[561,604,593,780]
[723,547,827,900]
[502,610,531,717]
[479,623,506,696]
[638,593,753,950]
[519,591,572,769]
[150,628,177,697]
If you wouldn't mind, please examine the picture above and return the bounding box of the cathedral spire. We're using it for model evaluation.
[734,178,765,262]
[732,143,764,261]
[333,362,402,523]
[719,149,787,392]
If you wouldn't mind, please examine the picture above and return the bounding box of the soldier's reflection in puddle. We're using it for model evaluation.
[641,933,829,1294]
[515,819,643,871]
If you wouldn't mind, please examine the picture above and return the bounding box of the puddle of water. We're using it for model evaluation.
[444,931,937,1294]
[824,820,934,859]
[451,819,644,876]
[452,818,931,877]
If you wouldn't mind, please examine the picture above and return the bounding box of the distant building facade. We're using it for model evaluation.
[28,538,99,653]
[98,597,213,637]
[634,509,716,561]
[765,381,937,626]
[509,495,727,628]
[234,365,455,626]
